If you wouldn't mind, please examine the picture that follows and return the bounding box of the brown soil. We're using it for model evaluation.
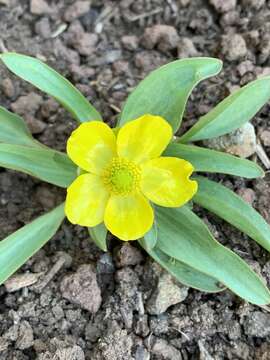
[1,0,270,359]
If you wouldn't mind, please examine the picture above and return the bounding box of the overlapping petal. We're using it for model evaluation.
[67,121,116,174]
[65,174,109,227]
[117,114,172,164]
[104,193,154,240]
[141,157,198,207]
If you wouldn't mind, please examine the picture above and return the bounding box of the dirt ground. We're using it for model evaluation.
[1,0,270,359]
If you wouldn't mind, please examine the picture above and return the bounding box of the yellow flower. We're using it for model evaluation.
[65,114,197,241]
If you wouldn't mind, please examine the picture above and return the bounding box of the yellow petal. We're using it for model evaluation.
[67,121,116,174]
[65,174,109,227]
[117,114,172,164]
[104,193,154,241]
[141,157,197,207]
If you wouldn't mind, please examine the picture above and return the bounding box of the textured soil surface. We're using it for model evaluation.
[1,0,270,359]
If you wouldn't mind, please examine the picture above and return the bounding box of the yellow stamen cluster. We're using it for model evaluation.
[102,157,141,195]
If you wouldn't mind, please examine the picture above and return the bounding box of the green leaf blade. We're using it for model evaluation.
[156,206,270,305]
[0,143,77,188]
[180,76,270,142]
[165,143,264,179]
[0,203,65,285]
[0,106,40,147]
[119,58,222,132]
[139,240,224,292]
[1,53,102,123]
[88,224,108,251]
[193,176,270,253]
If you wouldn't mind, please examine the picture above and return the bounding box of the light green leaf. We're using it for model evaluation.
[156,205,270,305]
[165,143,264,179]
[180,76,270,142]
[193,176,270,253]
[119,58,222,132]
[0,143,77,187]
[139,241,224,292]
[88,223,107,252]
[1,53,102,123]
[0,203,65,285]
[140,221,158,251]
[0,106,41,147]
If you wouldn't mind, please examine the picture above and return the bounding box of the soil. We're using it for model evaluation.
[1,0,270,359]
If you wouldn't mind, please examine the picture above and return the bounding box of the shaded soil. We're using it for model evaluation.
[1,0,270,359]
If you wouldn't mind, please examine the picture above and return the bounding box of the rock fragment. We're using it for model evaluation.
[178,37,199,58]
[142,25,179,52]
[4,273,40,292]
[152,338,182,359]
[209,0,236,13]
[11,93,42,116]
[203,122,257,158]
[15,321,34,350]
[30,0,52,15]
[60,264,102,313]
[121,35,139,50]
[64,1,91,22]
[115,243,143,267]
[147,272,188,315]
[243,311,270,337]
[221,33,247,61]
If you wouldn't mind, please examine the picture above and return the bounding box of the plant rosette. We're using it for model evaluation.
[1,53,270,306]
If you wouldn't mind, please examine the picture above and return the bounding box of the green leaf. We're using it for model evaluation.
[180,76,270,142]
[0,203,65,285]
[119,58,222,132]
[0,143,77,188]
[88,223,107,251]
[1,53,102,123]
[165,143,264,179]
[139,241,224,292]
[0,106,41,147]
[155,205,270,305]
[140,221,158,251]
[193,176,270,253]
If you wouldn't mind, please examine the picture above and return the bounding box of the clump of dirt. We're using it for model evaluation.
[1,0,270,359]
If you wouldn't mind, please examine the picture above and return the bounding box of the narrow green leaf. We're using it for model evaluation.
[0,143,77,188]
[156,205,270,305]
[180,76,270,142]
[1,53,102,123]
[165,143,264,179]
[139,240,224,292]
[0,203,65,285]
[119,58,222,132]
[88,223,107,252]
[0,106,40,147]
[193,176,270,253]
[140,221,158,251]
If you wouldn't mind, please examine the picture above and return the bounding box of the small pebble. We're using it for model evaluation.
[64,1,91,22]
[142,25,179,52]
[147,272,188,315]
[221,33,247,61]
[209,0,236,13]
[30,0,52,15]
[60,264,102,313]
[243,311,270,337]
[237,188,256,205]
[204,122,257,158]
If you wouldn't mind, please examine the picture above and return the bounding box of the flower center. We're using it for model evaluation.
[103,157,141,195]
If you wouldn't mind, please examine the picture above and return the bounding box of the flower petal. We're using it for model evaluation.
[117,114,172,164]
[67,121,116,174]
[104,193,154,240]
[141,157,198,207]
[65,174,109,227]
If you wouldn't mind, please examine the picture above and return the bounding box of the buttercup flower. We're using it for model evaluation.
[65,114,197,240]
